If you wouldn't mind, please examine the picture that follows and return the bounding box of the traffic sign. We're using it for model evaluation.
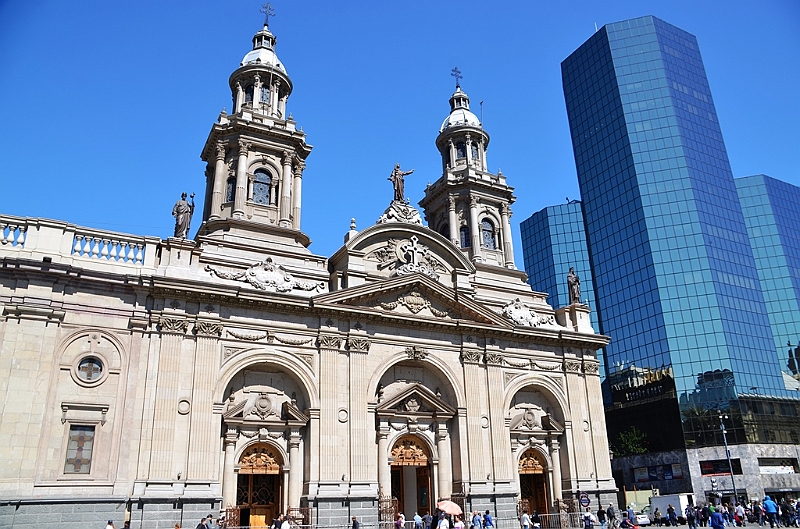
[580,493,591,507]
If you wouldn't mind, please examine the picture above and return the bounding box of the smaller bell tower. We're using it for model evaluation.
[197,10,312,249]
[419,73,516,269]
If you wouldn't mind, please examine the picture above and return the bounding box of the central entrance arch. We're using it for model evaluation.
[237,443,283,528]
[519,449,549,514]
[390,436,432,516]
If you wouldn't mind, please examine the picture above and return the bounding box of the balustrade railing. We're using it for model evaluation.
[1,221,27,247]
[71,232,146,264]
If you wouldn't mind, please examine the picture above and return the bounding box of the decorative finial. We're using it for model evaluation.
[350,218,357,230]
[260,3,275,27]
[451,66,462,88]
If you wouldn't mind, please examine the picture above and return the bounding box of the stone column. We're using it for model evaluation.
[448,196,459,246]
[253,74,262,111]
[377,424,391,497]
[291,159,304,229]
[448,140,456,168]
[271,81,280,117]
[235,82,244,113]
[149,316,188,478]
[288,429,302,508]
[269,180,278,206]
[549,439,563,504]
[282,469,290,512]
[436,424,452,499]
[349,338,371,483]
[465,134,473,166]
[210,143,227,219]
[468,195,482,260]
[478,139,486,170]
[233,140,249,218]
[222,429,238,508]
[279,151,293,227]
[485,352,511,480]
[500,203,515,268]
[318,335,341,481]
[187,321,223,480]
[279,95,288,119]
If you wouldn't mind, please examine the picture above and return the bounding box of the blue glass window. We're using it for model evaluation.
[481,219,496,249]
[252,169,272,205]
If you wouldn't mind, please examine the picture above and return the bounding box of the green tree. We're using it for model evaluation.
[614,426,649,456]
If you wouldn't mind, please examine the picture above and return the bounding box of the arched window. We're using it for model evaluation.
[460,226,471,248]
[471,143,479,162]
[225,176,236,202]
[260,86,270,104]
[481,219,496,249]
[244,84,254,104]
[456,142,466,159]
[252,169,272,205]
[439,223,450,239]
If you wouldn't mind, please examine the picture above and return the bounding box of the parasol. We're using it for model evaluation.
[437,500,463,516]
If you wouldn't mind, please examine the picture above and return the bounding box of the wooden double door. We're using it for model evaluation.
[391,465,431,516]
[237,473,279,528]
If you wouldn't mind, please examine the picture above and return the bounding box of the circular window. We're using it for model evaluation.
[77,357,104,382]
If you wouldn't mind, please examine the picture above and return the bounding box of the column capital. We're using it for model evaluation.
[194,321,223,337]
[224,428,238,445]
[500,203,511,216]
[158,316,189,335]
[318,334,341,350]
[485,352,503,366]
[216,142,227,160]
[238,139,250,153]
[282,150,293,166]
[461,349,482,364]
[448,195,457,211]
[469,195,480,208]
[293,159,306,178]
[348,337,371,353]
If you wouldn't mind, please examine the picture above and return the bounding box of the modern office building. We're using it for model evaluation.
[559,15,800,501]
[735,175,800,382]
[520,201,606,393]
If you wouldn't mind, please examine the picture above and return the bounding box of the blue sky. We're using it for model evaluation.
[0,1,797,260]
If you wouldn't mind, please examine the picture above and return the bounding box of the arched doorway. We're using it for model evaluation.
[390,436,432,516]
[237,443,283,528]
[519,449,549,514]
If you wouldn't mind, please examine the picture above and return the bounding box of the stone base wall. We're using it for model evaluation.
[0,500,126,529]
[131,498,221,529]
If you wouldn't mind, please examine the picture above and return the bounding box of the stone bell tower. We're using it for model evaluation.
[197,14,312,248]
[419,76,516,268]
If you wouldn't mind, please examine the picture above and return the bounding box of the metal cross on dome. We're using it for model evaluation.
[451,67,463,88]
[260,3,275,26]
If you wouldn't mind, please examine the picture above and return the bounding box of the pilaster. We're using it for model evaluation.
[187,321,223,480]
[318,334,341,482]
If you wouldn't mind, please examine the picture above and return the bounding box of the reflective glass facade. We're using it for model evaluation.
[519,202,605,390]
[561,16,799,448]
[736,175,800,380]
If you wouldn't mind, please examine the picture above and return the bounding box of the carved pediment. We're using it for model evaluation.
[224,391,309,426]
[509,403,563,433]
[313,274,512,327]
[376,382,456,419]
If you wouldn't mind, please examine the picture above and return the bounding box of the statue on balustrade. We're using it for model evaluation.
[172,192,195,238]
[567,267,581,305]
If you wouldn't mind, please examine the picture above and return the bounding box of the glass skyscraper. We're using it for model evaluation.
[561,14,799,457]
[736,174,800,380]
[520,202,606,393]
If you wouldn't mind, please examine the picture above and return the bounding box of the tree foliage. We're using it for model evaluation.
[614,426,649,456]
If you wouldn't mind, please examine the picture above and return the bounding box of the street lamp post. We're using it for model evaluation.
[718,413,739,504]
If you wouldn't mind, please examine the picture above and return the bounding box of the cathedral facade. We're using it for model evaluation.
[0,19,614,529]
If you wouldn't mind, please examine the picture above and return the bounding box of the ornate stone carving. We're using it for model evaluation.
[485,352,504,366]
[564,360,582,373]
[348,337,371,352]
[373,289,453,318]
[216,142,227,160]
[518,449,545,474]
[195,321,223,337]
[461,349,482,364]
[238,444,281,474]
[583,362,600,375]
[500,298,557,328]
[318,335,341,350]
[448,196,456,210]
[531,361,562,371]
[377,200,423,225]
[510,404,545,431]
[224,346,244,359]
[405,346,428,360]
[296,353,314,368]
[503,357,531,369]
[238,139,251,154]
[243,392,276,420]
[158,316,189,334]
[365,236,446,280]
[227,329,268,341]
[403,397,421,413]
[389,437,428,466]
[205,257,324,293]
[504,371,517,385]
[273,335,313,346]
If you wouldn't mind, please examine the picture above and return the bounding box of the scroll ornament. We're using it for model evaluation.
[205,257,324,293]
[500,298,557,328]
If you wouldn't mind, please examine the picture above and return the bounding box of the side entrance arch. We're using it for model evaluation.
[237,443,283,528]
[519,448,549,514]
[390,436,432,516]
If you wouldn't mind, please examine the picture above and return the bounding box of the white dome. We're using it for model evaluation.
[440,108,481,132]
[241,47,286,73]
